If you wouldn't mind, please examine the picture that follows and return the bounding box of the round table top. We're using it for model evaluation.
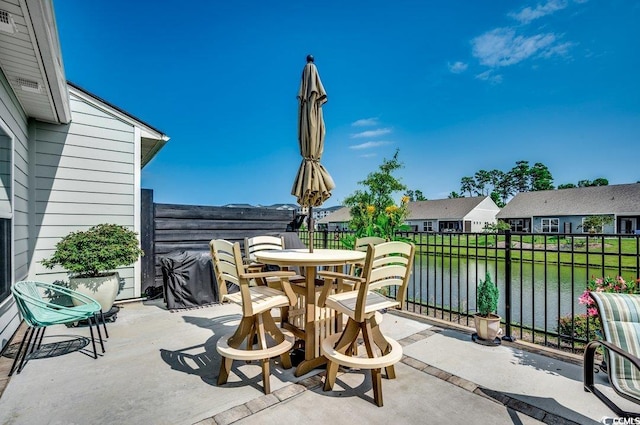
[255,248,365,267]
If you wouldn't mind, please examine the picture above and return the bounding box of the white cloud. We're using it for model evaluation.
[359,153,377,158]
[448,61,468,74]
[475,70,503,84]
[472,28,557,67]
[538,41,574,58]
[349,141,392,150]
[351,128,392,138]
[509,0,568,24]
[351,118,379,127]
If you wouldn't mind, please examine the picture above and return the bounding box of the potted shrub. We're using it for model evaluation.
[473,271,502,341]
[42,223,144,312]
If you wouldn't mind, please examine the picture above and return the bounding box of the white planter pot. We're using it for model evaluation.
[69,273,120,312]
[473,313,502,341]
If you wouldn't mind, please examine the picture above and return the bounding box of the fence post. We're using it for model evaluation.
[140,189,155,294]
[322,230,329,248]
[503,229,515,341]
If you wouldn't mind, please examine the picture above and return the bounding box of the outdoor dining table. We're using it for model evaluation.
[254,248,366,376]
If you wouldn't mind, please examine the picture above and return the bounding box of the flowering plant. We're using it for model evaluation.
[341,196,411,249]
[578,276,639,317]
[360,196,410,240]
[558,275,639,342]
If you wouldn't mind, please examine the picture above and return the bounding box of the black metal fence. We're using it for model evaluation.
[299,229,640,352]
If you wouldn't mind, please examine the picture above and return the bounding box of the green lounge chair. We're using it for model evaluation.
[9,281,106,375]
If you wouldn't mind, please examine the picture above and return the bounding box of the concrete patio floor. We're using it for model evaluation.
[0,299,637,425]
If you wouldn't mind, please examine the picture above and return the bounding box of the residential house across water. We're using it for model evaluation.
[496,183,640,234]
[318,196,500,233]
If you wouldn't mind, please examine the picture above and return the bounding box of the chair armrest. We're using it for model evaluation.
[584,339,640,389]
[317,270,365,283]
[239,270,297,306]
[596,339,640,370]
[317,272,365,307]
[239,270,296,280]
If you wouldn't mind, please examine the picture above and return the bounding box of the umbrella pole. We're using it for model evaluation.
[308,206,314,253]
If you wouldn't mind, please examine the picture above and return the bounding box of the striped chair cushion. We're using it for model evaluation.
[591,292,640,399]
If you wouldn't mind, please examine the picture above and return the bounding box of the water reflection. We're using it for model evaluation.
[410,255,631,329]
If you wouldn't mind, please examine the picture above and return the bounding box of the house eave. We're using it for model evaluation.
[67,82,169,168]
[24,0,71,123]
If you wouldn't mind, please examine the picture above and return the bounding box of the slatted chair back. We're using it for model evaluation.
[592,292,640,400]
[354,236,386,252]
[244,235,285,264]
[354,241,415,322]
[210,239,249,311]
[347,236,387,277]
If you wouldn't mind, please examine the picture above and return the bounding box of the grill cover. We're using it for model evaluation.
[160,250,221,309]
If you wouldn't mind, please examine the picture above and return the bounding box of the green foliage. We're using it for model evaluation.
[557,314,600,342]
[578,178,609,187]
[483,220,511,233]
[490,191,504,208]
[404,189,427,201]
[41,223,144,278]
[530,162,554,191]
[476,272,499,316]
[460,176,474,197]
[458,160,556,204]
[342,149,411,244]
[448,191,462,199]
[557,183,576,189]
[577,215,614,233]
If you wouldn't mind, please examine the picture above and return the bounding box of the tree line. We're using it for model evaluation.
[343,152,615,211]
[448,160,609,207]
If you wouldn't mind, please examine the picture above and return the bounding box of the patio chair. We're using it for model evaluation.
[584,292,640,417]
[354,236,386,251]
[243,235,304,281]
[209,239,297,394]
[243,235,305,324]
[349,236,386,277]
[318,241,415,406]
[9,280,105,376]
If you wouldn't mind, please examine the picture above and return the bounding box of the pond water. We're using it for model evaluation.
[409,254,634,329]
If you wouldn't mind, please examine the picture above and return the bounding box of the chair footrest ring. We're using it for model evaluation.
[320,333,402,369]
[216,330,294,361]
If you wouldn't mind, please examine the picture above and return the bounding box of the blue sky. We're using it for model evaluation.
[54,0,640,207]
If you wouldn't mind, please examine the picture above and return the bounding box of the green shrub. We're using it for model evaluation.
[477,272,499,316]
[557,314,600,342]
[41,223,143,278]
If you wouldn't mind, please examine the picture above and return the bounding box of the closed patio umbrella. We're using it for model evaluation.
[291,55,335,252]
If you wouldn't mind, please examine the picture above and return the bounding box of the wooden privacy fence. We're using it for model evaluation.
[141,189,295,291]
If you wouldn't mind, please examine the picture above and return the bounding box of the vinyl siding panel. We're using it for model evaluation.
[0,66,30,351]
[31,92,138,300]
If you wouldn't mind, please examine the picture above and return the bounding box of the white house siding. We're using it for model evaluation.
[0,70,31,352]
[464,197,500,232]
[30,92,138,300]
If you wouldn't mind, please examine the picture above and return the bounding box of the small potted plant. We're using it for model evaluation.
[42,223,144,312]
[473,271,501,342]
